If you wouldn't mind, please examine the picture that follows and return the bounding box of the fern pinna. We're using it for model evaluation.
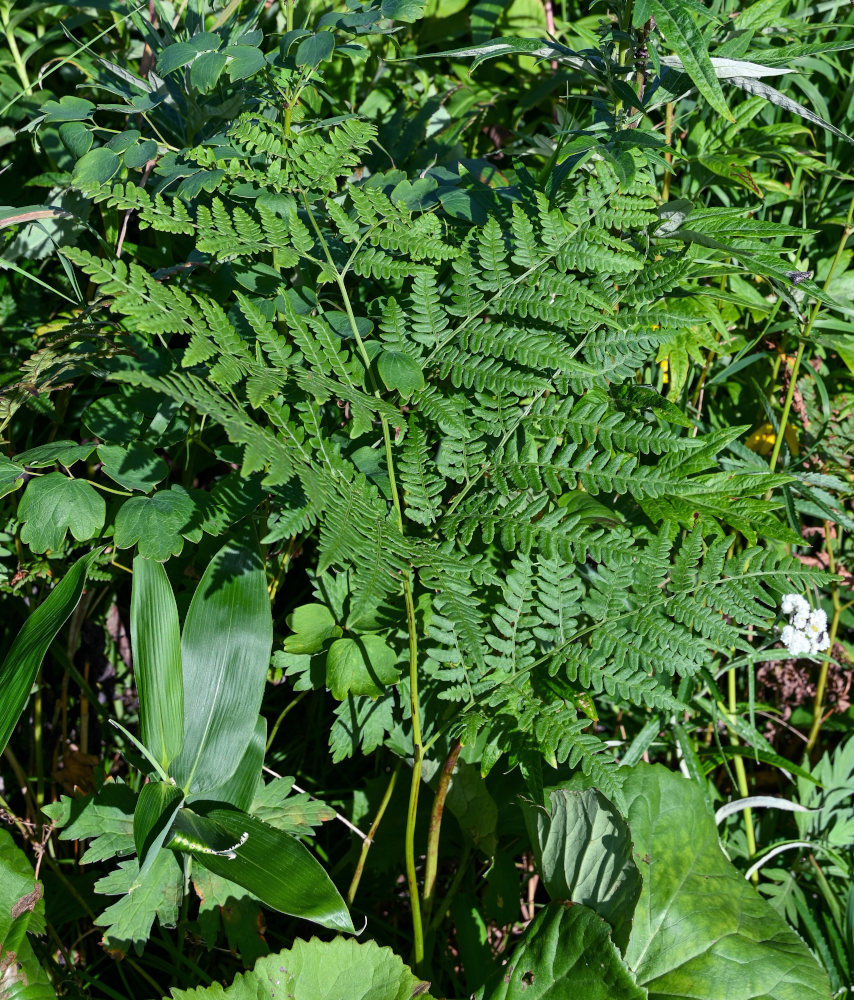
[65,110,827,794]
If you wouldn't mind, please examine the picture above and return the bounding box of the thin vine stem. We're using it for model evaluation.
[348,762,400,904]
[806,522,843,756]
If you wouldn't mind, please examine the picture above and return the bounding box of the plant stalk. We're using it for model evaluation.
[805,523,842,756]
[348,762,400,904]
[422,738,462,930]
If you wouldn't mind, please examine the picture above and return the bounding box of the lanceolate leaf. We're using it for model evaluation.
[190,807,355,933]
[727,75,854,145]
[191,715,265,813]
[0,550,100,755]
[643,0,733,122]
[131,557,184,771]
[132,782,184,889]
[169,529,273,794]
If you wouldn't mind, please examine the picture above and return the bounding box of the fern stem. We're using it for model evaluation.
[805,523,842,757]
[403,574,425,967]
[302,190,426,965]
[348,762,400,904]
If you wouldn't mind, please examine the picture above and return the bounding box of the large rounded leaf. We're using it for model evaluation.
[477,902,645,1000]
[622,764,831,1000]
[521,787,641,952]
[169,530,272,794]
[168,937,432,1000]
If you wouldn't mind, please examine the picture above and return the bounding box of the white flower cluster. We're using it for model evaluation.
[780,594,830,658]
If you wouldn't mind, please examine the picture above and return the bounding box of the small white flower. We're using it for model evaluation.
[792,609,810,630]
[811,631,831,654]
[781,624,812,658]
[781,593,809,617]
[807,608,828,635]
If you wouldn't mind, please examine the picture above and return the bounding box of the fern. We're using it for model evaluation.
[63,109,837,785]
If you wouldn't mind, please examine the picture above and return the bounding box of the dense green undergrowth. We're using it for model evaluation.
[1,0,854,996]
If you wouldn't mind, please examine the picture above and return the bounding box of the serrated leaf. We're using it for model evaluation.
[250,777,335,836]
[647,0,733,121]
[94,849,182,956]
[98,442,168,492]
[167,936,431,1000]
[114,486,197,561]
[17,474,105,553]
[0,458,25,499]
[0,828,53,996]
[42,780,136,864]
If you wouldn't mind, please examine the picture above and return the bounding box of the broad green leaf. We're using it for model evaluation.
[17,474,105,553]
[622,763,831,999]
[223,44,266,81]
[190,51,228,92]
[157,41,199,75]
[646,0,733,122]
[0,828,53,998]
[42,780,136,864]
[284,603,342,654]
[376,349,425,396]
[131,557,184,769]
[98,442,168,492]
[94,849,183,956]
[381,0,427,20]
[59,120,94,158]
[190,716,265,813]
[72,146,121,186]
[187,807,355,933]
[295,32,335,67]
[168,936,432,1000]
[0,550,100,754]
[124,138,158,169]
[132,782,183,889]
[477,902,645,1000]
[41,95,95,122]
[0,457,25,498]
[521,787,641,952]
[114,486,197,560]
[169,530,273,794]
[325,636,400,699]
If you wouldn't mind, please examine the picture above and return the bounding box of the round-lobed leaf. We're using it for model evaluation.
[622,763,832,999]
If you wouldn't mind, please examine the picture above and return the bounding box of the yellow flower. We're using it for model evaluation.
[745,422,798,456]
